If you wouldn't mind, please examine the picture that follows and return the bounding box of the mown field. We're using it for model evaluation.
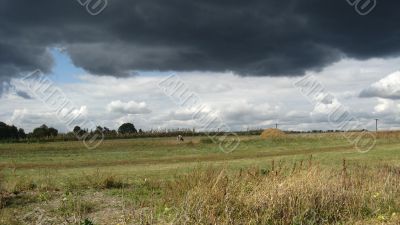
[1,132,400,224]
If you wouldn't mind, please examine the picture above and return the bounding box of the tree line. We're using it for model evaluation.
[0,122,26,140]
[0,122,196,142]
[0,122,59,140]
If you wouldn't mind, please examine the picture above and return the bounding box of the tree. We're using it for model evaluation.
[102,127,113,136]
[32,125,58,138]
[73,126,86,136]
[0,122,7,139]
[8,125,18,139]
[18,128,26,139]
[0,122,19,140]
[48,127,58,137]
[33,124,49,138]
[92,126,104,135]
[118,123,137,134]
[73,126,81,133]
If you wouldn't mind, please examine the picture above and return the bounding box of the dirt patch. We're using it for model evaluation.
[6,190,138,225]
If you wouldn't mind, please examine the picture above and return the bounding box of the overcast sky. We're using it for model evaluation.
[1,0,400,132]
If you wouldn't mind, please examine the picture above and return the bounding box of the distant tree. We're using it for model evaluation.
[73,126,81,133]
[32,125,58,138]
[33,124,49,138]
[18,128,26,139]
[139,129,144,133]
[0,122,7,139]
[96,126,103,132]
[91,126,104,135]
[118,123,137,134]
[9,125,18,139]
[48,127,58,137]
[73,126,87,137]
[0,122,19,140]
[102,127,114,136]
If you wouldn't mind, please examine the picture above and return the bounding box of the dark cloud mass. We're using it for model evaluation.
[0,0,400,91]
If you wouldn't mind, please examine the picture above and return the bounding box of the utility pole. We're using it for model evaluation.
[375,119,379,132]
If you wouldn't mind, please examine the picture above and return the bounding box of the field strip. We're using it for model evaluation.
[0,144,360,170]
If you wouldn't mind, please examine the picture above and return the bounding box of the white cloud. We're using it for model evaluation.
[360,71,400,99]
[59,105,88,118]
[73,105,88,117]
[374,99,400,114]
[167,109,197,121]
[5,56,400,132]
[8,109,62,131]
[107,100,151,115]
[9,108,30,124]
[222,101,279,124]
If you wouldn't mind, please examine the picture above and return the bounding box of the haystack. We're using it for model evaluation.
[260,128,286,139]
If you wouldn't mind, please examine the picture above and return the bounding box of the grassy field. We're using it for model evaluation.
[1,133,400,224]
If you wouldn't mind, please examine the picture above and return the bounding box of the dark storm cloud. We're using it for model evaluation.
[1,0,400,91]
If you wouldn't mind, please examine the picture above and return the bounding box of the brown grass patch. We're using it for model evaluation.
[163,162,400,224]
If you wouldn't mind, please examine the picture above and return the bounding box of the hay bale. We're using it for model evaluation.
[260,128,286,140]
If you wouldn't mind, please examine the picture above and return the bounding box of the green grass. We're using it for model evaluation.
[1,133,400,224]
[0,134,398,182]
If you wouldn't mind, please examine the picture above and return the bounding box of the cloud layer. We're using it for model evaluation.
[1,0,400,94]
[3,56,400,132]
[2,1,400,131]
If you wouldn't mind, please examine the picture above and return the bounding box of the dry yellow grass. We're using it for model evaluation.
[163,162,400,225]
[376,131,400,143]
